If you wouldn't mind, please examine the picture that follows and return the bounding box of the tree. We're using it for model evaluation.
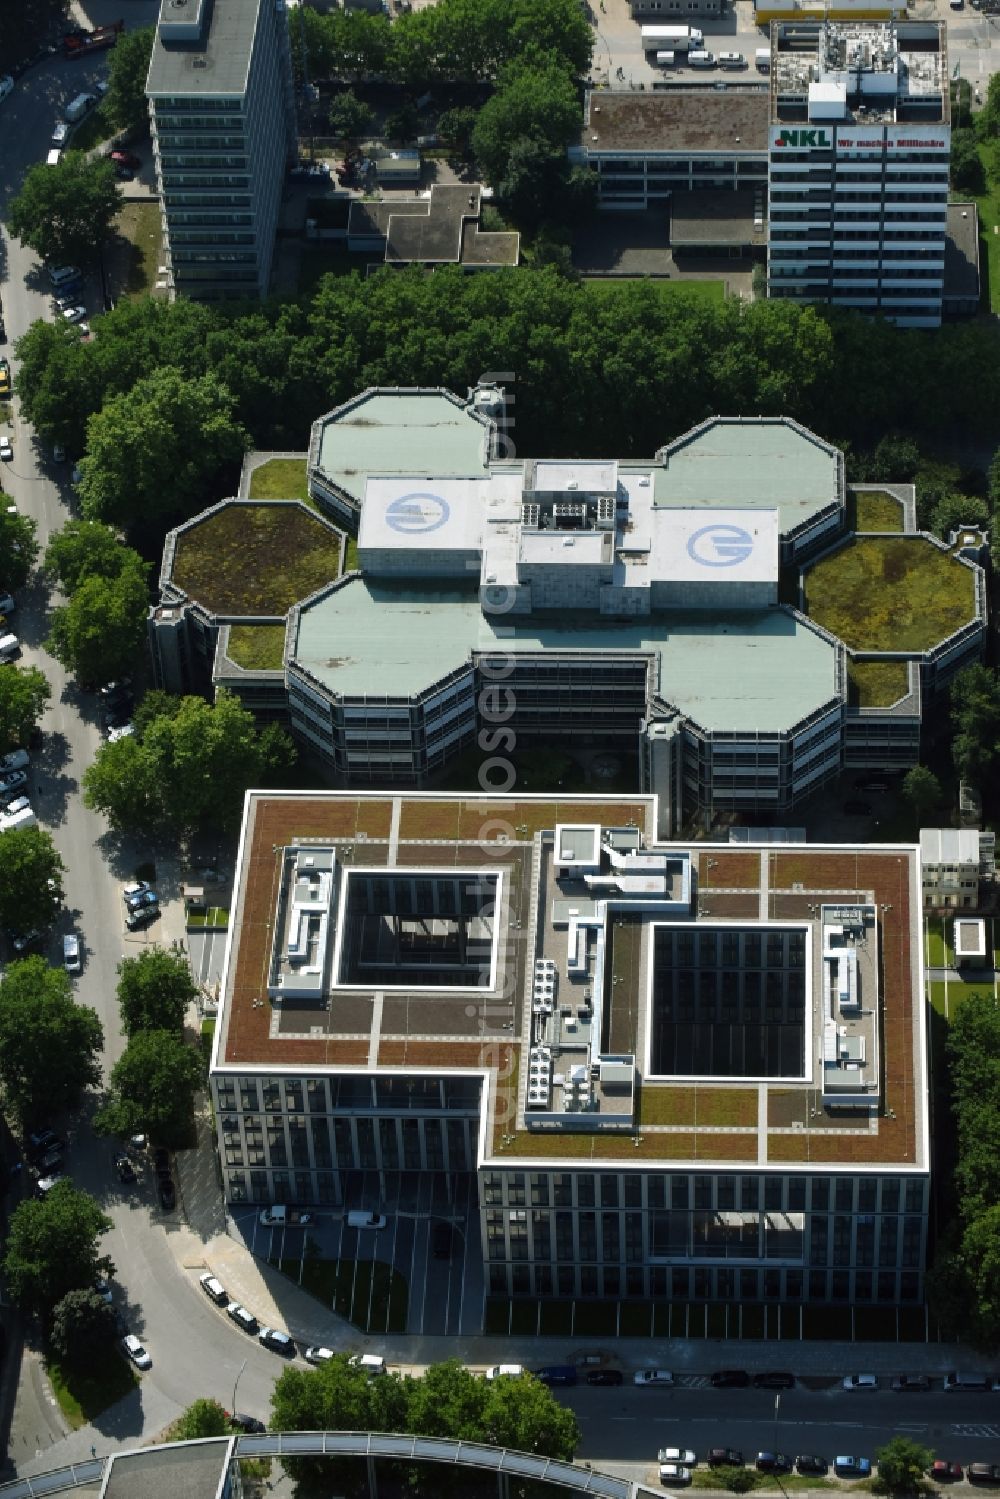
[11,318,94,453]
[169,1398,232,1441]
[3,1182,113,1317]
[4,0,71,73]
[471,58,581,187]
[0,958,103,1127]
[7,152,120,268]
[44,521,140,594]
[84,690,294,837]
[873,1437,933,1495]
[78,367,250,529]
[481,1372,579,1457]
[0,666,50,755]
[46,557,149,686]
[0,826,65,933]
[951,128,985,193]
[328,90,374,142]
[900,765,942,824]
[95,1030,204,1146]
[959,1206,1000,1349]
[117,946,197,1037]
[873,433,921,483]
[950,664,1000,785]
[0,509,39,592]
[103,26,156,133]
[437,106,478,158]
[931,491,989,541]
[384,103,419,143]
[49,1288,118,1367]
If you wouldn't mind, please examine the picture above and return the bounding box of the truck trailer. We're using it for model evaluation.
[640,24,704,52]
[64,20,124,57]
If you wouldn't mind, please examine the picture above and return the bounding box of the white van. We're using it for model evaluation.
[0,634,19,662]
[46,149,62,167]
[718,51,746,68]
[63,93,96,124]
[687,49,716,67]
[944,1371,989,1391]
[347,1209,387,1230]
[0,805,36,833]
[755,47,771,70]
[655,50,676,66]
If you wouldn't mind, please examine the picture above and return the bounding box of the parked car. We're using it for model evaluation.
[125,888,158,914]
[227,1302,258,1334]
[199,1273,228,1305]
[969,1467,1000,1485]
[122,879,151,902]
[0,359,10,398]
[10,928,42,952]
[114,1153,135,1184]
[931,1462,964,1483]
[635,1368,674,1387]
[94,1278,113,1303]
[126,904,159,931]
[259,1327,294,1355]
[0,437,12,462]
[0,749,28,772]
[708,1450,744,1467]
[110,149,141,168]
[756,1454,793,1474]
[121,1333,151,1370]
[0,769,27,792]
[227,1412,265,1433]
[1,795,30,817]
[27,1129,61,1159]
[587,1368,623,1386]
[753,1371,795,1389]
[62,934,81,973]
[349,1353,386,1376]
[796,1457,828,1476]
[36,1170,64,1195]
[710,1370,749,1388]
[60,304,87,325]
[658,1449,696,1466]
[892,1374,930,1392]
[107,722,135,743]
[0,594,15,616]
[535,1365,578,1386]
[305,1346,334,1364]
[842,1373,878,1391]
[658,1465,692,1487]
[35,1145,64,1173]
[485,1364,524,1380]
[834,1457,872,1478]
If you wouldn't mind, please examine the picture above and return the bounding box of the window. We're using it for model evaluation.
[601,1174,619,1208]
[553,1175,572,1207]
[577,1176,595,1208]
[579,1213,597,1260]
[531,1175,550,1207]
[508,1174,526,1207]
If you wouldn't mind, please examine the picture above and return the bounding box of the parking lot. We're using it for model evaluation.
[232,1170,484,1338]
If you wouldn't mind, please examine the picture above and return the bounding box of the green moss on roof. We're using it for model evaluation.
[846,659,909,708]
[848,489,905,534]
[172,503,341,617]
[227,624,286,671]
[804,536,976,653]
[248,458,311,504]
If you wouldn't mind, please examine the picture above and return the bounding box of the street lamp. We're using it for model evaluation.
[233,1358,247,1417]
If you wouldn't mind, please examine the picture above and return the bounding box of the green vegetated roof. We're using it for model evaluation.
[804,536,977,653]
[293,581,838,733]
[172,503,342,617]
[227,624,287,671]
[846,658,909,708]
[248,458,310,503]
[849,488,904,534]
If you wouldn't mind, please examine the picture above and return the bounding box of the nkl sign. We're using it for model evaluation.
[774,127,832,148]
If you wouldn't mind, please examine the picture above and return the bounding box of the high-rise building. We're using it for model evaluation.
[767,21,950,327]
[146,0,295,301]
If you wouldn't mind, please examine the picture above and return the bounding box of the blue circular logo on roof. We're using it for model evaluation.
[687,523,754,568]
[385,491,451,535]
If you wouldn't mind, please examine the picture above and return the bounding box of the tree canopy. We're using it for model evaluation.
[95,1029,204,1146]
[900,765,941,823]
[7,152,120,268]
[471,58,581,188]
[44,520,142,594]
[116,946,197,1037]
[83,690,294,837]
[950,664,1000,787]
[49,1288,119,1367]
[0,957,103,1127]
[169,1398,232,1441]
[0,509,39,593]
[873,1437,933,1495]
[46,556,149,686]
[328,90,374,142]
[103,26,156,134]
[5,0,71,72]
[0,666,50,756]
[3,1181,113,1317]
[270,1356,579,1493]
[0,825,64,934]
[78,366,250,529]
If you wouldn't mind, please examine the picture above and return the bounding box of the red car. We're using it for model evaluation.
[931,1463,964,1483]
[110,149,141,169]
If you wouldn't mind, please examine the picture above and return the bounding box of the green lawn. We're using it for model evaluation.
[930,977,994,1021]
[962,144,1000,314]
[248,458,310,503]
[172,502,341,616]
[692,1474,833,1492]
[804,536,977,652]
[846,659,909,708]
[278,1257,408,1334]
[582,277,726,302]
[46,1346,137,1429]
[113,200,163,299]
[67,102,115,153]
[848,489,905,534]
[925,915,949,968]
[227,623,286,671]
[187,906,230,929]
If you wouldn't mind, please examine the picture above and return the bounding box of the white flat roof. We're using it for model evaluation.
[359,474,517,553]
[531,460,618,493]
[519,530,612,566]
[954,918,986,957]
[649,507,779,586]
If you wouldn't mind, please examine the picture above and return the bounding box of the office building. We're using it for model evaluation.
[146,0,295,301]
[919,828,995,909]
[767,21,950,327]
[210,789,930,1310]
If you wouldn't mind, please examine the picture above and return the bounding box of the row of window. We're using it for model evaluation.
[487,1261,921,1302]
[481,1170,927,1214]
[216,1074,483,1114]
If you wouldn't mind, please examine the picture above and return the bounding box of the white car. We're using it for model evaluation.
[635,1368,674,1386]
[2,795,30,817]
[485,1364,524,1380]
[0,438,12,462]
[658,1449,696,1465]
[843,1373,878,1391]
[107,723,135,743]
[63,935,81,973]
[659,1465,692,1487]
[52,120,70,146]
[61,305,88,325]
[305,1346,334,1364]
[349,1353,385,1376]
[121,1333,151,1369]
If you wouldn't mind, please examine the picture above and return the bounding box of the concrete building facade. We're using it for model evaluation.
[209,791,930,1310]
[146,0,295,301]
